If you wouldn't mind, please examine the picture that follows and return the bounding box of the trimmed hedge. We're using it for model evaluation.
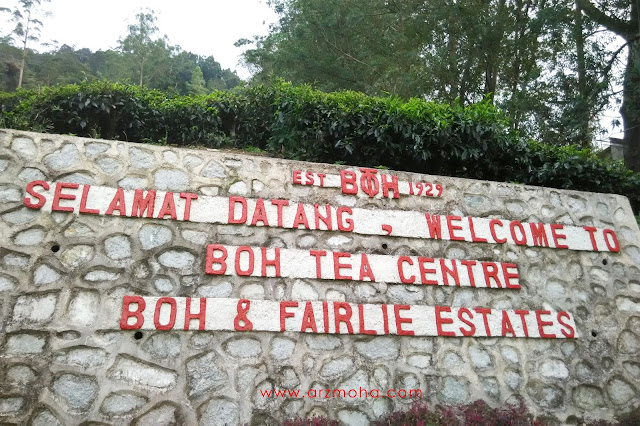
[1,80,639,212]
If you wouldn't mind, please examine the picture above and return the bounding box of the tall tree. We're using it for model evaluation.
[577,0,640,171]
[118,9,160,87]
[5,0,51,88]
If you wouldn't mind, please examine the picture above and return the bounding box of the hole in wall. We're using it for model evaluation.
[591,330,598,337]
[381,243,388,250]
[134,331,144,340]
[602,259,608,266]
[51,244,60,253]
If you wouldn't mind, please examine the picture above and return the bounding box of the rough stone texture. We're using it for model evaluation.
[0,129,639,424]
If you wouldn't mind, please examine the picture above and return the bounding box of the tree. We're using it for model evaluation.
[577,0,640,172]
[5,0,51,88]
[118,9,160,87]
[187,66,208,95]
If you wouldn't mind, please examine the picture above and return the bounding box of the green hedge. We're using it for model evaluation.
[2,80,639,212]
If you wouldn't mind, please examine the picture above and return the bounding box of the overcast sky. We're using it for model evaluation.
[1,0,278,78]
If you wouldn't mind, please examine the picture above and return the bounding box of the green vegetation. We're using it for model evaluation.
[2,80,638,212]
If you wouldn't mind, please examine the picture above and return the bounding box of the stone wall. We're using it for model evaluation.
[0,128,639,425]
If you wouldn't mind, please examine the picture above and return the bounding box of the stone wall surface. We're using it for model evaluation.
[0,128,639,425]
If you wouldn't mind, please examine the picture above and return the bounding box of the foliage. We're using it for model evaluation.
[1,80,639,212]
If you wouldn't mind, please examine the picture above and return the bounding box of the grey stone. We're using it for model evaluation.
[133,403,178,426]
[158,249,196,273]
[199,398,239,426]
[0,157,8,172]
[59,172,94,184]
[12,292,58,323]
[408,354,432,369]
[85,142,110,157]
[618,330,640,354]
[504,370,521,390]
[337,370,370,403]
[100,391,148,417]
[320,356,355,380]
[573,385,604,410]
[44,143,80,170]
[154,276,174,293]
[11,136,37,159]
[52,373,98,412]
[482,377,500,399]
[438,376,469,404]
[108,355,177,391]
[616,296,640,312]
[305,335,341,351]
[337,410,369,426]
[2,207,38,225]
[201,160,227,178]
[130,147,156,169]
[526,380,564,408]
[3,252,30,269]
[224,338,262,358]
[54,346,107,368]
[623,361,640,379]
[64,221,94,237]
[291,279,319,300]
[61,245,94,268]
[236,366,262,394]
[84,269,121,282]
[501,346,520,364]
[271,337,296,361]
[197,281,233,297]
[34,264,61,286]
[18,167,46,182]
[442,351,463,368]
[469,345,493,369]
[6,364,36,385]
[68,290,99,326]
[0,274,17,291]
[327,235,352,248]
[182,229,207,245]
[229,181,248,195]
[607,377,636,405]
[280,367,300,388]
[0,396,24,415]
[118,176,148,189]
[31,408,63,426]
[104,235,132,260]
[387,285,424,303]
[143,333,181,360]
[355,337,399,360]
[5,333,47,355]
[154,169,189,191]
[163,150,178,163]
[240,283,265,299]
[184,154,203,168]
[139,224,173,249]
[97,157,121,174]
[0,185,21,202]
[539,359,569,379]
[186,351,228,397]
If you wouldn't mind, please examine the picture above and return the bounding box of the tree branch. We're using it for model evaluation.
[577,0,634,38]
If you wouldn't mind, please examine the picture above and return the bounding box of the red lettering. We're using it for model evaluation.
[460,260,477,287]
[474,307,492,336]
[514,309,530,337]
[270,199,289,227]
[305,172,314,185]
[52,182,78,212]
[261,247,281,277]
[439,259,460,286]
[205,244,227,275]
[322,301,329,333]
[501,263,520,289]
[333,252,352,280]
[530,223,549,247]
[120,296,145,330]
[417,257,437,285]
[179,192,198,221]
[583,226,598,250]
[132,189,156,218]
[280,301,298,331]
[358,305,376,335]
[340,170,358,195]
[154,297,177,330]
[509,221,527,245]
[603,229,620,252]
[557,312,575,338]
[292,203,310,229]
[300,301,318,333]
[482,262,502,288]
[458,308,475,336]
[334,302,354,334]
[536,310,556,338]
[382,304,389,334]
[425,214,443,239]
[381,174,399,199]
[358,253,375,281]
[337,207,354,232]
[394,305,414,335]
[550,224,568,249]
[157,192,177,220]
[309,250,327,278]
[489,219,506,243]
[235,246,255,276]
[314,204,332,230]
[251,198,269,226]
[105,188,126,216]
[397,256,415,284]
[446,215,465,241]
[317,173,326,186]
[501,311,515,336]
[184,298,206,330]
[468,216,487,242]
[79,185,99,214]
[435,306,455,336]
[228,196,248,224]
[292,170,302,185]
[24,180,49,209]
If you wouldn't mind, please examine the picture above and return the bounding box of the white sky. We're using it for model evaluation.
[1,0,278,79]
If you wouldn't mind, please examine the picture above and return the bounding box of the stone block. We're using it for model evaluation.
[51,373,98,413]
[108,355,177,391]
[100,391,148,417]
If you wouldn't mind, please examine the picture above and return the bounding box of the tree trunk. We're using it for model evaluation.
[575,0,590,147]
[17,9,31,89]
[622,38,640,172]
